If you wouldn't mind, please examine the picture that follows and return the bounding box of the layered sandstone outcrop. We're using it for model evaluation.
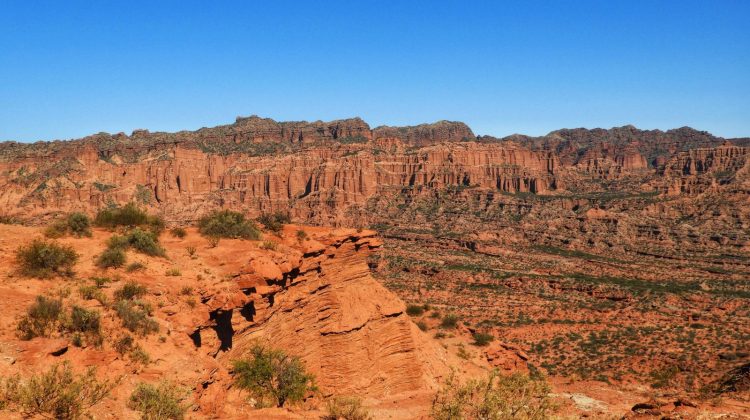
[191,228,452,407]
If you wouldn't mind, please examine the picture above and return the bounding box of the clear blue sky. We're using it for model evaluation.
[1,0,748,142]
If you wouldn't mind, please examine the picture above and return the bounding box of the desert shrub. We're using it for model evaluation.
[67,306,101,335]
[17,296,63,340]
[67,212,92,237]
[114,281,148,301]
[232,343,316,408]
[78,286,108,305]
[1,362,114,420]
[179,286,193,295]
[472,332,495,347]
[106,234,130,249]
[296,229,308,242]
[126,262,146,272]
[128,382,188,420]
[323,396,371,420]
[185,246,196,257]
[129,346,151,366]
[169,227,186,239]
[431,370,553,420]
[16,239,78,278]
[417,321,428,331]
[44,220,69,238]
[114,300,159,336]
[440,314,459,329]
[65,306,102,346]
[198,210,260,240]
[44,213,92,239]
[207,235,220,248]
[260,240,277,251]
[406,304,424,316]
[0,214,20,224]
[94,202,163,233]
[125,228,165,257]
[257,212,291,234]
[96,247,126,269]
[165,268,181,277]
[91,276,113,288]
[114,335,135,355]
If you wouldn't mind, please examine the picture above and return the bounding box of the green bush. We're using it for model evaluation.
[406,304,425,316]
[67,212,93,237]
[440,314,459,329]
[114,281,148,301]
[198,210,261,239]
[44,220,69,238]
[257,212,291,234]
[1,362,114,420]
[114,334,135,355]
[169,227,187,239]
[15,239,78,278]
[232,343,316,408]
[65,306,102,346]
[124,228,165,257]
[94,203,164,233]
[44,212,92,239]
[17,296,63,340]
[431,371,553,420]
[78,286,108,305]
[323,396,371,420]
[114,300,159,336]
[128,382,188,420]
[67,306,101,335]
[96,247,126,269]
[472,332,494,347]
[296,229,308,242]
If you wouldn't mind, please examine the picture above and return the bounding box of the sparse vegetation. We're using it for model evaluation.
[440,314,459,329]
[114,281,148,301]
[472,332,494,346]
[406,304,425,316]
[65,306,102,346]
[296,229,308,242]
[96,247,126,269]
[0,362,115,420]
[232,343,316,408]
[431,370,553,420]
[323,396,371,420]
[128,382,188,420]
[17,296,63,340]
[169,227,187,239]
[260,240,277,251]
[44,212,92,238]
[94,202,164,233]
[257,212,291,234]
[165,267,181,277]
[198,210,260,239]
[15,239,78,278]
[114,300,159,336]
[126,261,146,272]
[185,246,196,257]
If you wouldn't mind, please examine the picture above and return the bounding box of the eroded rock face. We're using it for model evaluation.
[190,228,451,413]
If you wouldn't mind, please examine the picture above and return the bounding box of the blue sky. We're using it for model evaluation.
[1,0,748,141]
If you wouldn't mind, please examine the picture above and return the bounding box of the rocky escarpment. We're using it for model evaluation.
[186,228,453,416]
[1,116,748,258]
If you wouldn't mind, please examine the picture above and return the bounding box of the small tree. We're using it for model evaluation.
[232,344,316,408]
[431,370,554,420]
